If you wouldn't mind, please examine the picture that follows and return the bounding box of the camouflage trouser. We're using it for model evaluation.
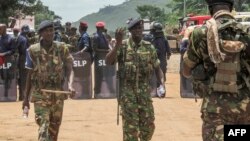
[34,100,64,141]
[201,91,250,141]
[120,84,155,141]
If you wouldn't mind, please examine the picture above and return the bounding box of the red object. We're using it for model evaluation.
[80,21,88,27]
[179,15,211,35]
[0,56,5,66]
[95,21,105,27]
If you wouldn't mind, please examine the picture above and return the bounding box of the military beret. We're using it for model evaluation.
[38,20,53,33]
[80,21,88,27]
[127,18,143,30]
[96,21,105,27]
[205,0,234,6]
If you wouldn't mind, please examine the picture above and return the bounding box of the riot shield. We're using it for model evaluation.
[180,55,195,98]
[71,52,92,99]
[94,52,116,99]
[0,56,17,101]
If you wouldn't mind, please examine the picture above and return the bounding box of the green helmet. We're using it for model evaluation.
[205,0,234,7]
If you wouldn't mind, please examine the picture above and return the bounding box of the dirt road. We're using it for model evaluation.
[0,54,203,141]
[0,69,203,141]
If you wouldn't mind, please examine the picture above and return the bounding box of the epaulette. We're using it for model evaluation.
[29,43,41,52]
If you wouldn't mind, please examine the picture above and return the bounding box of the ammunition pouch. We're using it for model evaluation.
[191,64,208,81]
[192,80,210,98]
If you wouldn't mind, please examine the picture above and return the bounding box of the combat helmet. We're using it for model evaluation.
[21,24,30,33]
[150,22,163,33]
[205,0,233,6]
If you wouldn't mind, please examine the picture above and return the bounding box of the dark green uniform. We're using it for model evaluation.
[26,41,73,141]
[183,11,250,141]
[118,37,160,141]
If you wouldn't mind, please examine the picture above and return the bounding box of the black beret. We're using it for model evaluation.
[38,20,53,33]
[205,0,234,6]
[127,18,143,30]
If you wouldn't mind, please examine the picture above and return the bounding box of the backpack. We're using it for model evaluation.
[206,11,247,93]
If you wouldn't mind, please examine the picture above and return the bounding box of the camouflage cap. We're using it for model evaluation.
[127,18,143,30]
[38,20,53,33]
[205,0,234,6]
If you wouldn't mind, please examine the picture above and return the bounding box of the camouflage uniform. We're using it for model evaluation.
[118,37,159,141]
[26,41,73,141]
[183,11,250,141]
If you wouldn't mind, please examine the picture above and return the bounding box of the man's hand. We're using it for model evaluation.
[69,87,76,98]
[22,98,30,110]
[115,27,125,47]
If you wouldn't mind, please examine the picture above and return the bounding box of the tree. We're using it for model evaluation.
[136,5,166,24]
[0,0,40,25]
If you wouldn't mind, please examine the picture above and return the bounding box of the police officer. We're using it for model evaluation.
[77,21,92,56]
[22,20,74,141]
[15,24,30,101]
[106,18,165,141]
[149,22,171,86]
[93,21,115,96]
[182,0,250,140]
[0,23,16,101]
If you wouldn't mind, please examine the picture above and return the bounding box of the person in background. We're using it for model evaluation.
[15,24,30,101]
[0,23,16,101]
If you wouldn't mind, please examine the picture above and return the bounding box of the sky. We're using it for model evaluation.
[41,0,125,24]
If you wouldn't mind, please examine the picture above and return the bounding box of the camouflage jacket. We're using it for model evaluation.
[117,37,160,88]
[183,13,250,96]
[27,41,73,90]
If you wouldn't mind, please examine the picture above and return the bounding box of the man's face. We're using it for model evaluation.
[40,27,54,42]
[129,24,143,38]
[0,25,7,35]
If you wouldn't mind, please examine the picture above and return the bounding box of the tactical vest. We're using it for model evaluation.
[28,41,65,90]
[118,38,156,86]
[206,11,246,93]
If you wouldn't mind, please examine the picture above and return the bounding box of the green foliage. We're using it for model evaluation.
[73,0,171,34]
[136,5,166,24]
[0,0,60,30]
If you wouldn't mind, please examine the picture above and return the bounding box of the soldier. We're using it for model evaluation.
[27,29,39,45]
[182,0,250,140]
[106,18,165,141]
[22,20,74,141]
[0,23,16,101]
[65,22,71,37]
[15,24,30,101]
[67,27,78,53]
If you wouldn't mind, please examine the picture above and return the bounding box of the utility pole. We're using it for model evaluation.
[183,0,186,17]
